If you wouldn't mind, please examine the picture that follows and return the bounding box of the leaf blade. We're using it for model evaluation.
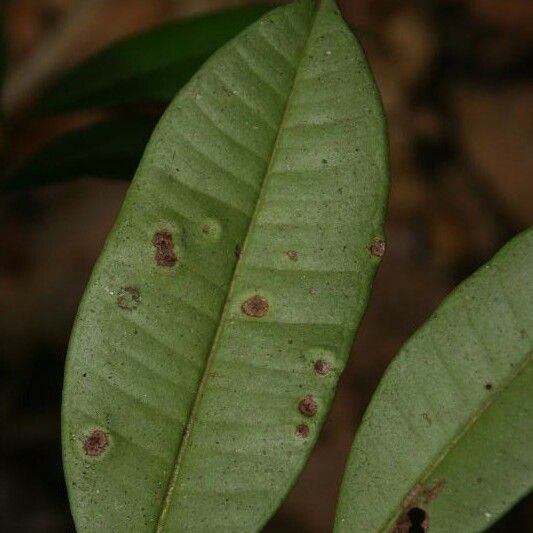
[335,229,533,532]
[62,1,389,531]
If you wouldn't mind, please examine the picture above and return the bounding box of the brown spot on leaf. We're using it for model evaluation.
[393,480,445,532]
[152,231,177,267]
[286,250,298,261]
[295,423,309,438]
[298,395,318,417]
[369,238,386,257]
[422,412,432,425]
[116,286,140,311]
[401,484,422,509]
[241,295,269,318]
[422,479,446,503]
[314,359,332,376]
[83,429,109,457]
[485,382,493,390]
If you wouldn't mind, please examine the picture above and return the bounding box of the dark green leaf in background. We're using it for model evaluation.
[62,0,389,531]
[35,6,271,115]
[335,228,533,532]
[4,115,158,191]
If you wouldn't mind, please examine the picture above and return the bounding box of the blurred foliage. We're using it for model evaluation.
[35,5,270,115]
[5,5,270,192]
[5,115,158,190]
[0,1,6,95]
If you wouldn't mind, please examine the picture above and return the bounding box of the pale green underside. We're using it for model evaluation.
[62,1,388,531]
[335,228,533,532]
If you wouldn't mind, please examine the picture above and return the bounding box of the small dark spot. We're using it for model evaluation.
[288,339,293,344]
[485,383,493,390]
[241,295,269,318]
[234,242,242,259]
[408,507,428,533]
[421,412,432,425]
[286,250,298,261]
[314,359,332,376]
[116,286,141,310]
[83,429,109,457]
[298,395,318,417]
[201,224,210,234]
[82,373,87,378]
[152,231,177,267]
[369,238,386,258]
[322,158,327,164]
[393,506,428,533]
[295,423,309,438]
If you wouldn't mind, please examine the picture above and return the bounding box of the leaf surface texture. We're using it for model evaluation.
[335,229,533,533]
[63,1,388,530]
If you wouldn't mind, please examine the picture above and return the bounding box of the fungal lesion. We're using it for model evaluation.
[393,480,446,532]
[369,238,386,258]
[83,429,110,457]
[152,230,177,267]
[314,359,332,376]
[241,294,269,318]
[295,423,309,438]
[298,395,318,417]
[199,218,222,241]
[116,286,141,310]
[285,250,298,261]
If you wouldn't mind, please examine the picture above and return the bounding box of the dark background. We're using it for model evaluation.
[1,0,532,530]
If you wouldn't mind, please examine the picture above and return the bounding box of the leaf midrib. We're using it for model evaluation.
[380,349,533,532]
[154,4,322,531]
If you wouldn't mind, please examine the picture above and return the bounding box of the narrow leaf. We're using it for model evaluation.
[4,115,158,191]
[335,229,533,532]
[62,1,389,531]
[35,6,270,115]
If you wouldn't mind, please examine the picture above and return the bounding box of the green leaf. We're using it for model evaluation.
[4,115,158,191]
[335,229,533,533]
[35,6,271,115]
[62,0,388,531]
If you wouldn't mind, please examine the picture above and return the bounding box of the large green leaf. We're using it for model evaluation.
[62,0,388,530]
[335,229,533,532]
[35,6,270,115]
[4,115,158,191]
